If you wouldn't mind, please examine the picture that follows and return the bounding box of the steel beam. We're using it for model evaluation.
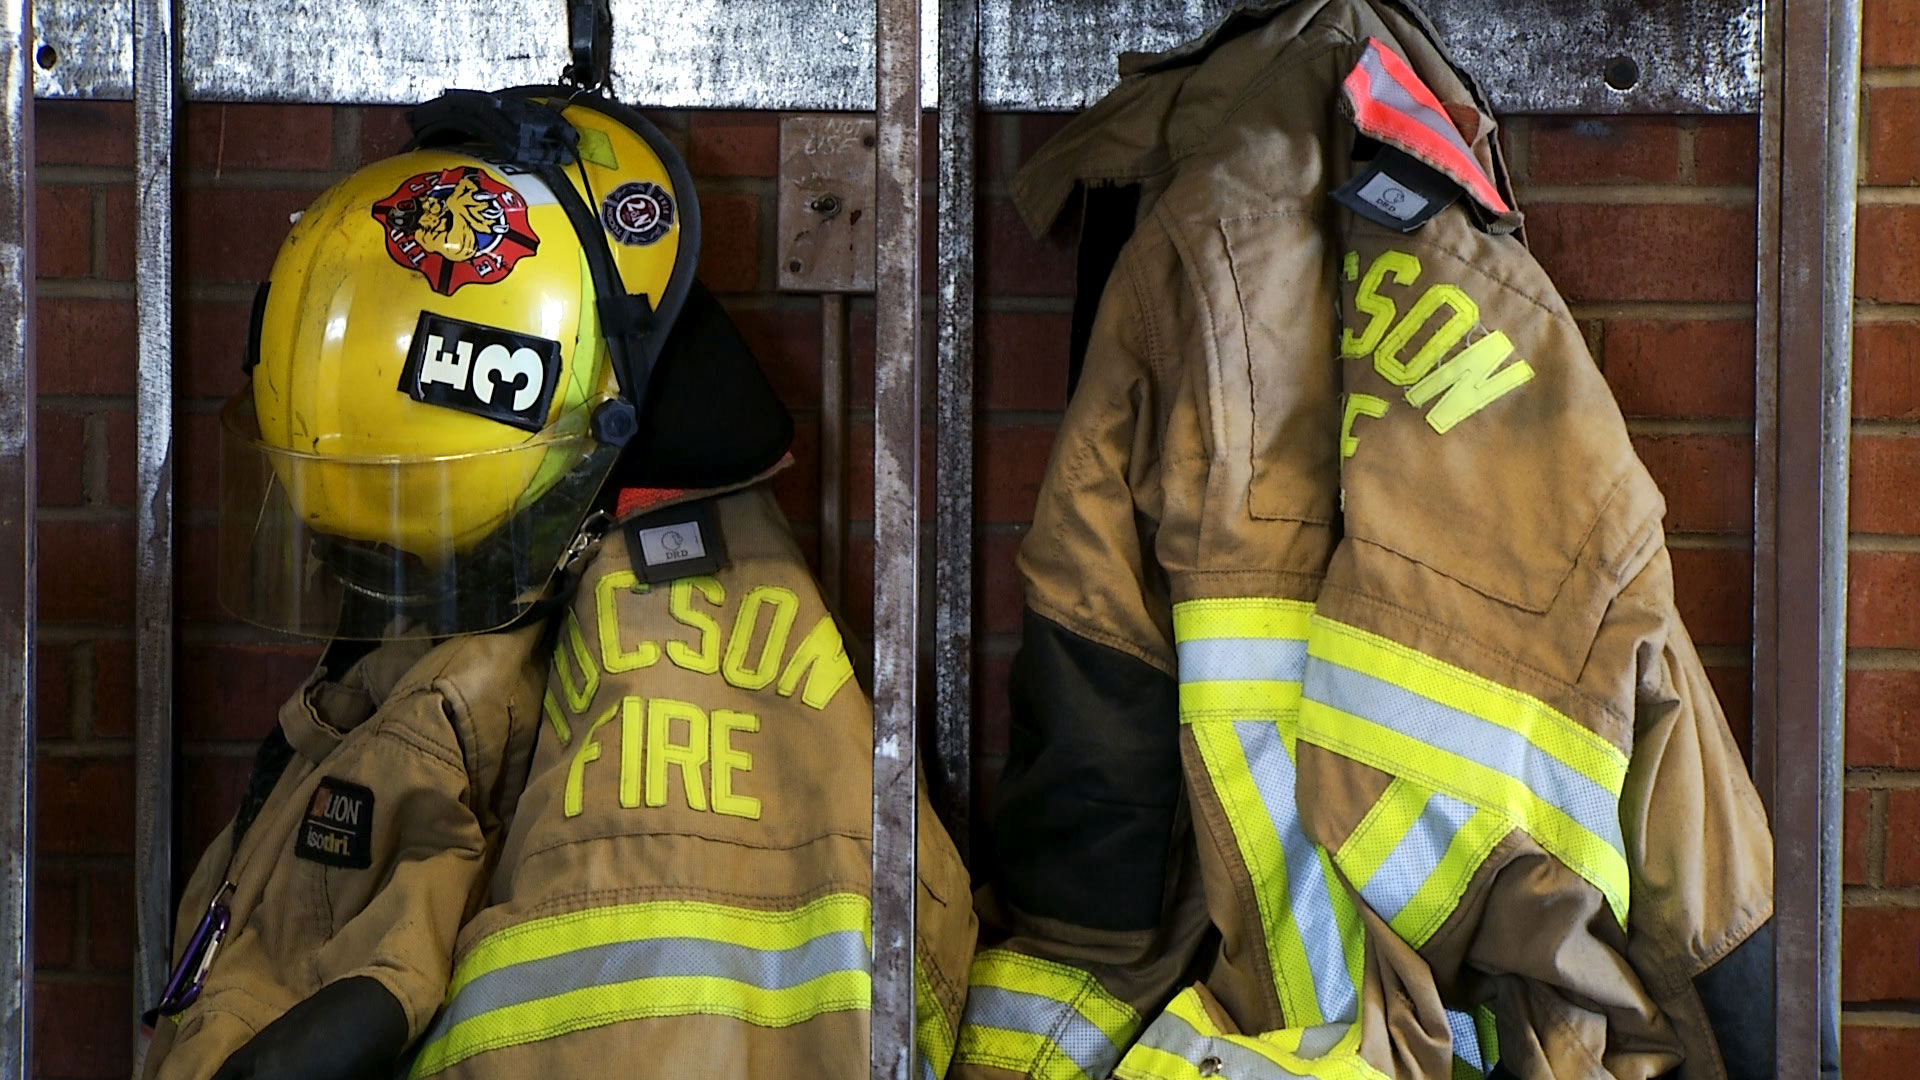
[932,0,978,860]
[1752,0,1857,1076]
[130,0,178,1070]
[0,0,36,1074]
[32,0,1760,114]
[870,0,923,1073]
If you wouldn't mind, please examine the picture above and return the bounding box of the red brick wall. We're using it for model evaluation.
[15,27,1903,1075]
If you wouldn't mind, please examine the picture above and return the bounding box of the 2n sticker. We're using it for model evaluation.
[1340,248,1535,435]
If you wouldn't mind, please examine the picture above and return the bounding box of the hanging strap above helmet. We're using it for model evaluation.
[405,88,698,447]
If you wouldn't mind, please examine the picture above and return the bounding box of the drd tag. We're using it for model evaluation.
[399,312,563,431]
[295,777,374,869]
[1332,143,1462,233]
[624,499,728,584]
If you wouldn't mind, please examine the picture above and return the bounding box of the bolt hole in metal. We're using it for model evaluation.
[1604,55,1640,91]
[35,43,56,70]
[810,193,842,218]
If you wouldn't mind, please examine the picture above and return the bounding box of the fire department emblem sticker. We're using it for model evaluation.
[371,166,539,296]
[601,181,675,246]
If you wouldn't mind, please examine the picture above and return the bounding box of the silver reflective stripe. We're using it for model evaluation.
[1355,43,1480,179]
[1294,1023,1347,1059]
[1304,661,1624,860]
[421,928,871,1047]
[1236,720,1360,1025]
[960,985,1124,1078]
[1359,790,1477,925]
[1177,638,1309,684]
[921,1055,938,1080]
[1132,1009,1309,1079]
[1446,1008,1484,1073]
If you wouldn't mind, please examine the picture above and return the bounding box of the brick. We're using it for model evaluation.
[102,185,135,282]
[1855,322,1920,420]
[91,640,133,740]
[102,408,132,508]
[1691,117,1760,186]
[356,105,414,165]
[182,755,253,863]
[979,424,1059,523]
[981,311,1072,411]
[1631,435,1751,533]
[1859,205,1920,304]
[180,299,255,401]
[1868,87,1920,187]
[975,650,1013,757]
[37,643,72,741]
[1526,204,1754,304]
[1602,319,1753,419]
[182,187,323,284]
[771,420,820,526]
[35,758,133,856]
[980,198,1076,299]
[33,977,131,1078]
[1850,551,1920,648]
[1845,787,1871,886]
[178,522,225,624]
[35,518,133,624]
[689,111,780,178]
[698,192,762,293]
[180,644,322,742]
[1886,789,1920,885]
[36,296,136,396]
[34,869,76,969]
[35,101,134,168]
[36,408,87,509]
[983,112,1076,183]
[1843,905,1920,1001]
[36,185,92,279]
[1526,118,1681,185]
[1865,0,1920,67]
[173,409,222,514]
[843,535,874,638]
[726,301,821,408]
[1668,547,1751,647]
[1854,436,1920,534]
[88,866,135,973]
[1847,669,1920,768]
[1702,665,1750,760]
[980,533,1026,636]
[1845,1024,1920,1078]
[186,103,336,172]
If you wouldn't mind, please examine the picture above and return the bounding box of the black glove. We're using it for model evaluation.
[211,976,409,1080]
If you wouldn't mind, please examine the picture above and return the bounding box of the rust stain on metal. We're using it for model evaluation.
[777,115,878,294]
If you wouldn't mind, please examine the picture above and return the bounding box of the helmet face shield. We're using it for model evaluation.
[218,393,620,639]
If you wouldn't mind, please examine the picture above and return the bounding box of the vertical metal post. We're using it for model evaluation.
[932,0,978,859]
[132,0,178,1067]
[1753,0,1858,1076]
[0,0,36,1074]
[821,293,850,614]
[870,0,923,1075]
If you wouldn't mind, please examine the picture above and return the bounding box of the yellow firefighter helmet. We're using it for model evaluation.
[219,88,699,638]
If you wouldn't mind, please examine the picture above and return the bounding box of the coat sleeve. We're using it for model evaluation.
[952,231,1208,1080]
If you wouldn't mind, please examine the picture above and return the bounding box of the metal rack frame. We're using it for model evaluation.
[0,1,1857,1077]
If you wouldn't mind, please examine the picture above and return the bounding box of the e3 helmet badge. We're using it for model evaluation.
[372,167,540,295]
[601,181,675,246]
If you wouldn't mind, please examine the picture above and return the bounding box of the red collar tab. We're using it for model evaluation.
[616,486,695,518]
[1342,38,1510,217]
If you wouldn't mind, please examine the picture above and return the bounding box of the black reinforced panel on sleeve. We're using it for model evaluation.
[989,608,1181,932]
[1692,918,1780,1080]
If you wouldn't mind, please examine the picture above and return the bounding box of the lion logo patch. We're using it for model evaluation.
[372,167,539,295]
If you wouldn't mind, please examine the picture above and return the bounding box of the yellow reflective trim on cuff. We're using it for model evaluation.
[1306,618,1626,791]
[445,893,871,1000]
[1299,698,1629,924]
[916,960,956,1078]
[964,949,1139,1045]
[1180,679,1304,721]
[410,970,870,1077]
[1172,598,1316,642]
[954,1027,1097,1080]
[1384,808,1507,947]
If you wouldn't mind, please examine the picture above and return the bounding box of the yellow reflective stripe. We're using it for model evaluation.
[1307,618,1625,791]
[954,1028,1096,1080]
[964,949,1138,1045]
[1191,721,1330,1026]
[410,970,869,1076]
[1385,809,1508,947]
[1180,679,1304,720]
[1336,777,1430,891]
[955,948,1141,1079]
[445,893,871,1000]
[1172,598,1316,642]
[1299,696,1629,924]
[916,960,955,1078]
[1115,989,1389,1080]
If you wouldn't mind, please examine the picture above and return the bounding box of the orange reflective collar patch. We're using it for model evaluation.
[1342,39,1510,217]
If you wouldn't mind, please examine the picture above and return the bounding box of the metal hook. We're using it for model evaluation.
[562,0,614,91]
